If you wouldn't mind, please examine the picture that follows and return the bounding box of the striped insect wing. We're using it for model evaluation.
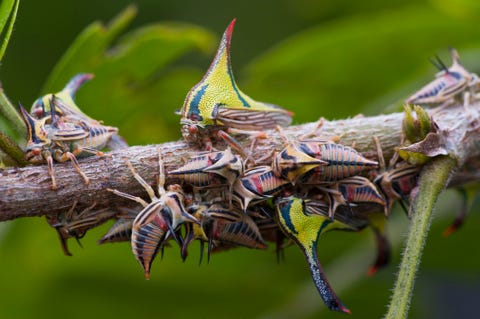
[68,124,119,158]
[217,216,267,249]
[169,152,221,187]
[299,142,378,182]
[406,74,466,105]
[214,106,292,130]
[131,202,168,279]
[234,166,290,213]
[242,166,289,197]
[207,204,243,222]
[98,218,134,244]
[338,176,386,207]
[48,124,89,141]
[304,199,329,217]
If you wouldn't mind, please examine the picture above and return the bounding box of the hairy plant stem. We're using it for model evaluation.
[0,131,27,165]
[385,156,457,319]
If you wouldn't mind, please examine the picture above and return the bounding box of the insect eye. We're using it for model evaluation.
[188,113,202,121]
[33,108,44,118]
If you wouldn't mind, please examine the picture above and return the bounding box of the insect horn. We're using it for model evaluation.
[63,73,94,99]
[449,47,462,67]
[19,104,36,140]
[275,196,351,314]
[209,18,236,76]
[162,208,182,246]
[19,103,48,145]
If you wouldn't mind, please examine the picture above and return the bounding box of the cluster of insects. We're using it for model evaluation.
[22,19,477,314]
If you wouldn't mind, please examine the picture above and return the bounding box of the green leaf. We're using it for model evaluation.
[0,0,18,61]
[0,0,24,140]
[42,4,138,93]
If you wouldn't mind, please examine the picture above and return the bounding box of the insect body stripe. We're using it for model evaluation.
[187,84,208,121]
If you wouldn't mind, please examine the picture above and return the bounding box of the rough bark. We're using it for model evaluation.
[0,103,479,222]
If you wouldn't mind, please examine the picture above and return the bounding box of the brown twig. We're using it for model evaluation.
[0,104,479,222]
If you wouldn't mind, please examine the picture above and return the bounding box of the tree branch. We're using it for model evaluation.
[0,104,479,222]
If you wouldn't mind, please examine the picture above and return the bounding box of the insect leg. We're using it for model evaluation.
[45,152,58,190]
[66,152,90,185]
[373,136,386,172]
[367,221,391,276]
[443,187,473,236]
[76,146,105,157]
[300,117,325,140]
[157,149,166,196]
[107,188,149,207]
[124,159,157,201]
[216,130,247,158]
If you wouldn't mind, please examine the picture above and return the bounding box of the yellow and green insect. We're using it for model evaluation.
[31,73,95,122]
[306,196,391,276]
[179,19,293,146]
[20,104,119,189]
[275,195,352,314]
[30,74,128,150]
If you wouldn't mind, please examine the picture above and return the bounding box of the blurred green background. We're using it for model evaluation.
[1,0,480,318]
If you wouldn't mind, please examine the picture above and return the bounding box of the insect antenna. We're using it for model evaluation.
[434,54,449,73]
[428,56,443,71]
